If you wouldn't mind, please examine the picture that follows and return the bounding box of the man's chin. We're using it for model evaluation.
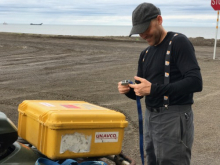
[147,41,154,46]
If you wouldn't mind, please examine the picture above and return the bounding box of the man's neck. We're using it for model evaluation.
[155,29,167,46]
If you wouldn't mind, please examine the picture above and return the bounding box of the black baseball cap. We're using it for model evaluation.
[129,3,161,37]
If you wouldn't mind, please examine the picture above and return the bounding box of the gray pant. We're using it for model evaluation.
[144,105,194,165]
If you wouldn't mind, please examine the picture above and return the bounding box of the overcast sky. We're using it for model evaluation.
[0,0,218,27]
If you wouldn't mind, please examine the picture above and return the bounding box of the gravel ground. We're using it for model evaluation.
[0,32,220,165]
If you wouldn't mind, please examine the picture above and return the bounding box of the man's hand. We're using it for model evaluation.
[129,76,152,96]
[118,81,130,94]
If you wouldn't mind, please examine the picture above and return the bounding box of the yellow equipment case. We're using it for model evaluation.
[17,100,128,159]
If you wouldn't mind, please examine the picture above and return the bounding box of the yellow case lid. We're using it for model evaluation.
[18,100,128,129]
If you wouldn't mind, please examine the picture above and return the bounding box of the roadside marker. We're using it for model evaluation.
[213,10,219,60]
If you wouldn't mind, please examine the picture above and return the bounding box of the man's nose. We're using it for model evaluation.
[139,32,143,37]
[139,33,145,38]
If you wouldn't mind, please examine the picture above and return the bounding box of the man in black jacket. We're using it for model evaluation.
[118,2,202,165]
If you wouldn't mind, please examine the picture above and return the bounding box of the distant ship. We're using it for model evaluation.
[3,22,7,25]
[30,23,43,25]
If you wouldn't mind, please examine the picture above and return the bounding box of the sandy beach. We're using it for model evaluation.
[0,32,220,165]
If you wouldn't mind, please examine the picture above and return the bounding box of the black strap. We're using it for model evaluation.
[142,47,150,62]
[163,33,179,108]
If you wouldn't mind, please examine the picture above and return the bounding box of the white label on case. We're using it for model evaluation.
[95,132,119,143]
[39,102,55,107]
[60,132,91,153]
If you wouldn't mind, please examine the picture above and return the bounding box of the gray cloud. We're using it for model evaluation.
[0,0,217,26]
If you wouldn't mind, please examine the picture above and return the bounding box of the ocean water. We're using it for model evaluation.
[0,24,218,39]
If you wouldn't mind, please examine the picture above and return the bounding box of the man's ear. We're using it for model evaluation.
[157,15,163,25]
